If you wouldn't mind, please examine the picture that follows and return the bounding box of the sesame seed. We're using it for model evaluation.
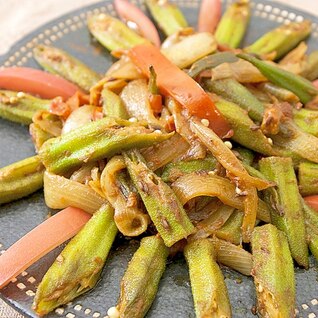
[224,141,232,149]
[257,284,263,293]
[201,118,209,127]
[154,129,162,134]
[17,92,25,98]
[128,117,137,123]
[208,170,216,176]
[107,306,119,318]
[267,138,273,145]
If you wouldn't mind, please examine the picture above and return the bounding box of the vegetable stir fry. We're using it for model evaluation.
[1,0,318,317]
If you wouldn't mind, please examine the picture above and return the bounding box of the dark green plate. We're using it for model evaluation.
[0,0,317,317]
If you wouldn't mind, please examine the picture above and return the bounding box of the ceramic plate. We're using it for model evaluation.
[0,0,318,317]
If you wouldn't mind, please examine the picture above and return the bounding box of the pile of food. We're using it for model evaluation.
[0,0,318,317]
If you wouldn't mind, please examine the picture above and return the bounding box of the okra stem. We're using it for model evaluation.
[259,156,308,268]
[251,224,296,318]
[0,156,44,205]
[33,204,118,315]
[184,239,232,318]
[117,236,168,318]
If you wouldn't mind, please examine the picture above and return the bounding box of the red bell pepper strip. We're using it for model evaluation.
[304,195,318,212]
[114,0,161,47]
[128,44,230,137]
[0,67,79,100]
[198,0,222,33]
[0,207,91,289]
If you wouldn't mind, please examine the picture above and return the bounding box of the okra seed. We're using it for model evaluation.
[267,138,273,145]
[17,92,25,98]
[128,117,137,123]
[258,284,264,293]
[154,130,162,134]
[9,97,18,104]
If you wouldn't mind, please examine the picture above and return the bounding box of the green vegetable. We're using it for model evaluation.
[0,156,44,205]
[101,88,129,119]
[184,239,231,318]
[298,161,318,195]
[117,236,168,318]
[293,108,318,137]
[33,45,101,92]
[245,20,311,60]
[215,0,250,48]
[39,117,173,175]
[33,204,118,315]
[124,150,195,247]
[0,90,50,125]
[259,156,308,268]
[251,224,296,318]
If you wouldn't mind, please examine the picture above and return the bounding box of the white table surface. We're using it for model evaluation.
[0,0,317,317]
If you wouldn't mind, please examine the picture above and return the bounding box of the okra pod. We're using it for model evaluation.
[87,14,148,52]
[300,50,318,80]
[188,52,238,78]
[215,0,250,48]
[293,108,318,137]
[213,210,243,245]
[0,90,50,125]
[161,156,217,183]
[101,87,129,119]
[29,123,54,152]
[33,204,118,315]
[238,53,318,104]
[145,0,188,36]
[214,99,275,155]
[298,162,318,196]
[302,200,318,261]
[251,224,296,318]
[39,117,173,175]
[259,156,308,268]
[33,45,101,92]
[233,147,254,166]
[117,236,169,318]
[0,156,44,205]
[245,20,311,60]
[124,150,195,247]
[204,78,264,121]
[260,82,300,103]
[184,239,232,318]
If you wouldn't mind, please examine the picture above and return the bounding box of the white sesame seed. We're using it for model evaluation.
[257,284,263,293]
[128,117,137,123]
[17,92,25,98]
[208,170,216,176]
[201,118,209,127]
[267,138,273,145]
[154,129,162,134]
[224,141,232,149]
[107,306,119,318]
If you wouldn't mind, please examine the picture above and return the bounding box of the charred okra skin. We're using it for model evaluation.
[39,117,172,175]
[33,45,101,92]
[124,150,195,247]
[184,239,232,318]
[251,224,296,318]
[117,236,168,318]
[259,156,308,268]
[33,204,118,316]
[0,156,44,205]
